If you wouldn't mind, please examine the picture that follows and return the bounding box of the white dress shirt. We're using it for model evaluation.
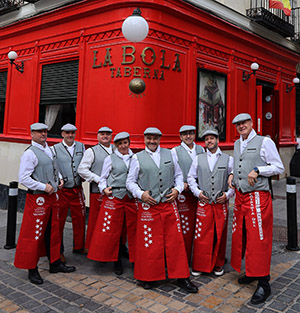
[98,148,133,193]
[187,147,234,200]
[239,129,284,176]
[171,142,198,162]
[126,146,184,200]
[78,144,113,184]
[19,141,53,191]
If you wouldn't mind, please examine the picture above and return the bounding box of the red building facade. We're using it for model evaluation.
[0,0,299,181]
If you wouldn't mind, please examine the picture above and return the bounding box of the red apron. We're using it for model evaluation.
[88,195,138,263]
[231,190,273,277]
[57,187,86,250]
[176,190,197,261]
[85,192,103,249]
[134,201,190,282]
[192,201,228,273]
[14,193,60,269]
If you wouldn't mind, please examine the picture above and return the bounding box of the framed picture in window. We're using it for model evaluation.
[196,69,227,141]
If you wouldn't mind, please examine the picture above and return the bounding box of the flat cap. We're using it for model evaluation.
[98,126,112,133]
[30,123,48,131]
[61,123,77,132]
[232,113,252,124]
[179,125,196,133]
[202,129,219,138]
[144,127,162,136]
[114,131,130,143]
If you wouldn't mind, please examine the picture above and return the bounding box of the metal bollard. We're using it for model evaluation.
[4,181,18,249]
[286,176,300,251]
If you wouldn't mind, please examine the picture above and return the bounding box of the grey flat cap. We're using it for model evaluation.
[202,129,219,138]
[30,123,48,131]
[61,123,77,132]
[232,113,252,124]
[114,131,130,143]
[144,127,162,136]
[179,125,196,133]
[98,126,112,133]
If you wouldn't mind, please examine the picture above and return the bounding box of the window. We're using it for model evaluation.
[0,71,8,134]
[39,60,79,137]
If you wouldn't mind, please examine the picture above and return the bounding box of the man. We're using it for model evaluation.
[78,126,114,250]
[52,123,86,262]
[15,123,76,285]
[126,127,198,293]
[228,113,284,304]
[187,129,234,277]
[171,125,204,262]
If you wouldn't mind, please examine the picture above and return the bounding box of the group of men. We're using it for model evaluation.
[14,112,284,304]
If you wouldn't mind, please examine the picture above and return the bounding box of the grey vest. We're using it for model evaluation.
[137,148,174,203]
[107,154,133,199]
[197,153,229,203]
[53,141,84,188]
[175,144,204,182]
[233,135,269,193]
[90,144,112,193]
[28,146,58,192]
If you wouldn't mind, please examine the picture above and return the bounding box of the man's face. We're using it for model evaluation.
[116,138,130,155]
[62,131,76,146]
[97,132,112,147]
[204,135,219,152]
[31,129,48,146]
[180,131,195,147]
[144,134,160,152]
[235,119,253,139]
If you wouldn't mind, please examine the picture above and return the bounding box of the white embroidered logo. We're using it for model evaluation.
[102,211,112,232]
[178,194,186,203]
[34,219,43,240]
[36,197,45,206]
[180,214,190,234]
[143,224,153,248]
[194,218,202,239]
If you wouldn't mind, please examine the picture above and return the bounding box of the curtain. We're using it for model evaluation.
[45,105,61,130]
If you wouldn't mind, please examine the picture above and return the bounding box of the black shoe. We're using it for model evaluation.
[72,248,88,254]
[142,281,156,290]
[251,285,271,304]
[114,260,123,275]
[238,275,257,284]
[49,261,76,273]
[177,278,198,293]
[28,267,43,285]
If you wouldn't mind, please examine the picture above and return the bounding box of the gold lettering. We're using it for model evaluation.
[124,67,131,77]
[122,46,136,65]
[92,50,102,68]
[152,70,159,79]
[160,49,170,69]
[143,68,151,79]
[116,67,122,78]
[172,53,181,72]
[141,47,156,66]
[133,67,141,77]
[110,67,116,78]
[103,48,113,67]
[159,70,165,80]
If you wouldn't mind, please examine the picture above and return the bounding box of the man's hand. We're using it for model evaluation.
[228,174,234,189]
[165,188,179,203]
[104,187,113,197]
[198,191,209,203]
[58,179,64,190]
[216,193,227,204]
[248,170,258,186]
[183,182,189,191]
[45,183,54,195]
[141,191,157,206]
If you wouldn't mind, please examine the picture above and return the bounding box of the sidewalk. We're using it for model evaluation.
[0,179,300,313]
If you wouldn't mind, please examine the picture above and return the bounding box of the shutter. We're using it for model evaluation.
[0,71,8,102]
[40,60,79,105]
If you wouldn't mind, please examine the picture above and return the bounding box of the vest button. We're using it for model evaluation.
[240,159,242,161]
[238,171,241,174]
[211,176,214,179]
[160,185,163,188]
[239,165,241,168]
[212,182,214,185]
[239,178,242,180]
[212,188,214,190]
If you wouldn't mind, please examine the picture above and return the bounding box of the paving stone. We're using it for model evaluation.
[237,306,257,313]
[30,304,52,313]
[158,284,177,292]
[260,309,278,313]
[288,282,300,291]
[273,277,292,284]
[81,301,103,310]
[275,294,294,303]
[13,295,32,305]
[62,291,81,302]
[60,305,82,313]
[21,299,41,310]
[268,300,288,311]
[43,296,61,305]
[291,303,300,311]
[282,288,300,298]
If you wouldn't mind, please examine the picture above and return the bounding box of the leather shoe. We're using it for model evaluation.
[114,260,123,275]
[73,248,88,254]
[238,275,256,284]
[142,281,156,289]
[49,261,76,273]
[251,285,271,304]
[177,278,198,293]
[28,267,43,284]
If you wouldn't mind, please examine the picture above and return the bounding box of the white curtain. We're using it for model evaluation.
[45,105,61,130]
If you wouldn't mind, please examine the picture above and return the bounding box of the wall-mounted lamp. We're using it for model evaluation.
[286,77,300,93]
[122,8,149,42]
[8,51,24,73]
[242,62,259,81]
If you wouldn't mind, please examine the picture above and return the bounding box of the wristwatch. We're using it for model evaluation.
[253,167,260,175]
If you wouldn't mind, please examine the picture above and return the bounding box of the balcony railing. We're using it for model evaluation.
[246,0,295,38]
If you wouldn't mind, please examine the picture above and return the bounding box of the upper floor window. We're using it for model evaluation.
[39,60,79,137]
[0,71,8,134]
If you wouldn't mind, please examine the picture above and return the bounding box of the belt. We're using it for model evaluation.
[27,190,47,195]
